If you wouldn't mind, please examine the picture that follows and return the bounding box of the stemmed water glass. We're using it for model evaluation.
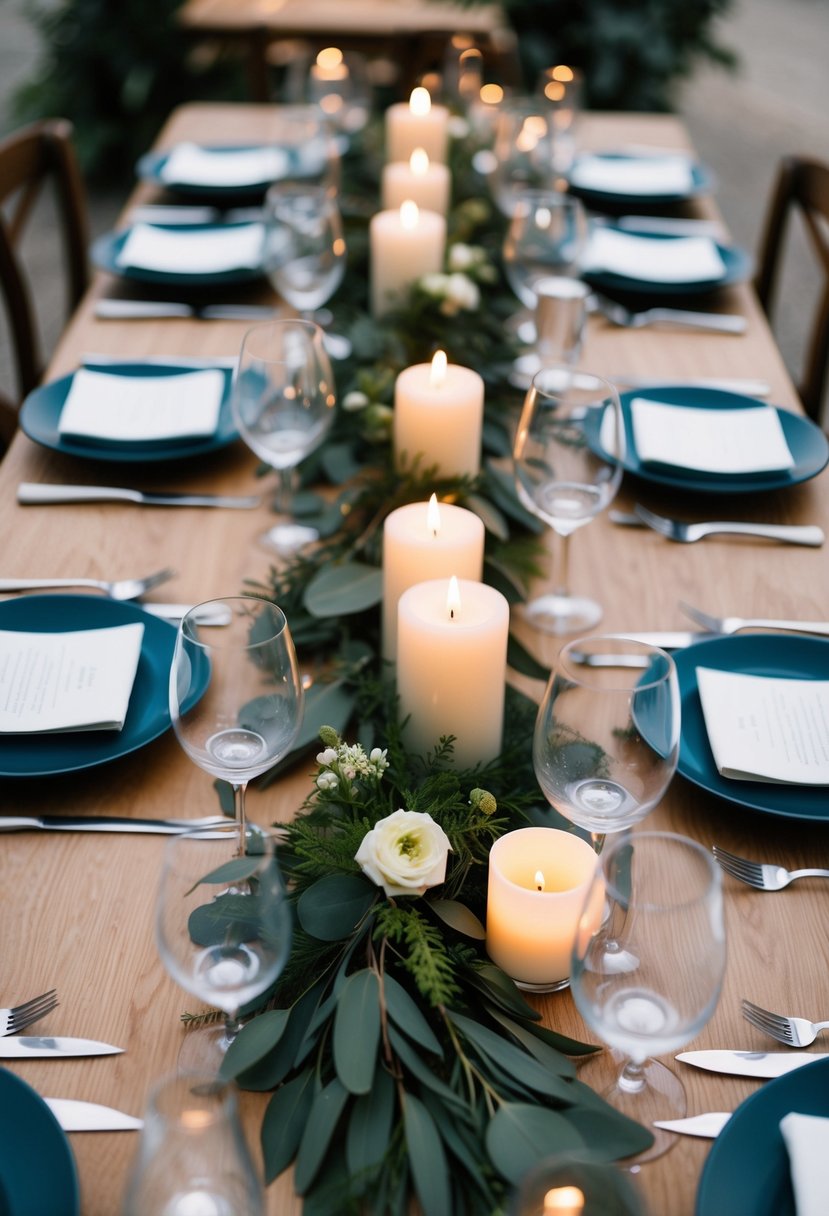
[570,831,726,1163]
[155,822,293,1072]
[502,190,588,312]
[533,635,680,850]
[513,366,624,634]
[490,100,558,218]
[231,318,337,554]
[170,596,304,839]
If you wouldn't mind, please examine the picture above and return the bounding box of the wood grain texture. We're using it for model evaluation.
[1,105,827,1216]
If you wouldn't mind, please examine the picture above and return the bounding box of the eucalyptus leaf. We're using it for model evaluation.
[506,633,551,681]
[402,1092,452,1216]
[238,981,328,1090]
[187,894,261,948]
[566,1104,654,1160]
[261,679,356,783]
[448,1012,574,1102]
[189,856,262,890]
[388,1027,467,1113]
[303,561,383,618]
[481,558,526,605]
[219,1008,290,1081]
[261,1068,316,1184]
[383,972,443,1056]
[345,1064,395,1176]
[428,899,486,941]
[485,1007,576,1079]
[419,1091,495,1203]
[333,969,380,1095]
[485,1103,586,1185]
[321,440,365,485]
[295,1076,351,1194]
[462,492,509,541]
[481,417,511,457]
[484,461,544,532]
[292,488,327,517]
[212,779,235,815]
[297,875,376,941]
[466,965,541,1021]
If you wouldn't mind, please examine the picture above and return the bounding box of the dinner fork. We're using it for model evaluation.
[0,567,176,601]
[741,998,829,1047]
[633,505,824,547]
[590,294,747,334]
[0,989,59,1036]
[713,845,829,891]
[680,600,829,638]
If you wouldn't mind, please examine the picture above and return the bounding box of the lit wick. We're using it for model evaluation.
[429,348,448,389]
[447,575,461,622]
[427,492,441,538]
[535,870,545,892]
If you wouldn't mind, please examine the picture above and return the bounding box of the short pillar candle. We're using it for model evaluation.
[394,351,484,478]
[382,148,451,216]
[369,201,446,317]
[486,828,599,991]
[396,576,509,768]
[385,87,449,165]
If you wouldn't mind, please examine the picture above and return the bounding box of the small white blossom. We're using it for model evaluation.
[448,243,476,271]
[316,771,338,791]
[316,747,338,766]
[420,272,450,298]
[355,809,452,897]
[342,390,370,413]
[448,115,470,140]
[369,747,389,771]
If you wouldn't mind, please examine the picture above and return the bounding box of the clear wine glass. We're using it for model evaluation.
[513,366,624,634]
[155,823,292,1071]
[170,596,304,838]
[533,635,680,849]
[570,831,726,1163]
[231,318,337,555]
[502,190,588,311]
[490,100,558,218]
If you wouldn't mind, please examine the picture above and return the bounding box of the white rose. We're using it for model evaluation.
[448,243,475,271]
[445,273,480,311]
[355,809,452,897]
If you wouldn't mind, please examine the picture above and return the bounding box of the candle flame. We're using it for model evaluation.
[447,576,461,621]
[427,492,441,536]
[400,199,419,230]
[410,147,429,176]
[429,349,448,388]
[409,86,432,116]
[316,46,343,69]
[535,870,545,892]
[480,83,504,105]
[543,1186,585,1214]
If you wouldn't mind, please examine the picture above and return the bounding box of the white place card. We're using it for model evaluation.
[781,1113,829,1216]
[160,142,289,188]
[570,153,694,196]
[697,667,829,784]
[582,228,726,283]
[58,368,224,444]
[0,623,144,734]
[116,222,265,274]
[630,399,794,474]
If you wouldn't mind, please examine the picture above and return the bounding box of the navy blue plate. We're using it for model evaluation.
[697,1056,829,1215]
[568,152,715,208]
[673,634,829,821]
[582,235,751,298]
[0,596,208,778]
[20,363,238,464]
[90,223,265,287]
[136,142,334,200]
[0,1068,79,1215]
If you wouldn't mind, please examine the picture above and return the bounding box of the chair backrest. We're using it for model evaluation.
[755,155,829,425]
[0,118,89,447]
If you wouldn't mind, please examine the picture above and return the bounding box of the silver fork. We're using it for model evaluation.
[713,845,829,891]
[634,505,824,547]
[590,294,747,334]
[0,567,176,601]
[0,989,59,1036]
[680,600,829,638]
[742,998,829,1047]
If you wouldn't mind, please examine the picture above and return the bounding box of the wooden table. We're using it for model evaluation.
[2,103,828,1216]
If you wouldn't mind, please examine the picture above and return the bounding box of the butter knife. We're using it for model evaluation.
[0,814,229,834]
[44,1097,143,1132]
[0,1036,123,1058]
[677,1049,828,1078]
[654,1112,731,1139]
[94,299,277,322]
[18,483,260,509]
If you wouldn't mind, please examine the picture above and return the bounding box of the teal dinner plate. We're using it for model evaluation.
[696,1056,829,1215]
[0,596,208,778]
[587,387,829,494]
[136,143,331,199]
[0,1068,79,1215]
[582,236,752,298]
[20,363,238,463]
[568,152,715,208]
[90,223,265,287]
[673,634,829,821]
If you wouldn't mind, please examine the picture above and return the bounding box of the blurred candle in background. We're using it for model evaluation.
[369,200,446,316]
[381,147,451,215]
[385,87,450,164]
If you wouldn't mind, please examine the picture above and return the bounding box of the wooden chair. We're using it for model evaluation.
[0,118,89,448]
[755,155,829,425]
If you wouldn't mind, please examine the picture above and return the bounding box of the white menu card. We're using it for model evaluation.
[780,1113,829,1216]
[630,399,794,474]
[0,624,144,734]
[697,666,829,784]
[160,142,288,187]
[570,153,694,196]
[116,222,265,274]
[58,368,224,444]
[582,228,726,283]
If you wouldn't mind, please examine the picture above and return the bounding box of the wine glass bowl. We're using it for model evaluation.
[502,190,588,310]
[264,182,347,314]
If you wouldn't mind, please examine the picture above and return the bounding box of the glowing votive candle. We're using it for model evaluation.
[486,828,599,991]
[381,148,451,216]
[385,87,450,165]
[397,576,509,768]
[369,200,446,317]
[394,350,484,478]
[382,495,485,661]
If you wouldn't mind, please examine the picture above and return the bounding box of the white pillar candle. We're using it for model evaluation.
[394,350,484,478]
[381,148,451,216]
[385,87,450,165]
[397,576,509,768]
[486,828,598,991]
[382,495,485,661]
[369,200,446,317]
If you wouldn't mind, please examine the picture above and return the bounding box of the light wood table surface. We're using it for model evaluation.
[2,103,828,1216]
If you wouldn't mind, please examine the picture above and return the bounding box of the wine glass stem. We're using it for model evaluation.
[274,467,298,515]
[552,530,572,598]
[223,1011,242,1045]
[232,782,249,853]
[618,1060,647,1094]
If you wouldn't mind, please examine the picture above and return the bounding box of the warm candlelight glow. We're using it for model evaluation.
[429,349,448,388]
[544,1185,585,1214]
[181,1108,214,1131]
[544,80,566,102]
[517,115,547,153]
[409,86,432,116]
[427,492,441,535]
[316,46,343,69]
[535,870,545,892]
[480,83,504,105]
[552,64,575,82]
[410,147,429,176]
[447,575,461,620]
[400,200,419,230]
[535,206,552,230]
[313,46,348,82]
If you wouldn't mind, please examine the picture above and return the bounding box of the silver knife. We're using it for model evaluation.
[94,299,277,322]
[140,603,232,625]
[44,1097,143,1132]
[18,483,260,509]
[607,375,771,397]
[0,1036,123,1058]
[0,814,229,835]
[677,1049,829,1079]
[654,1113,731,1139]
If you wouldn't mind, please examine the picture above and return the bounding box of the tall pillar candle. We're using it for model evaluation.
[397,577,509,768]
[394,350,484,478]
[369,201,446,317]
[382,495,485,661]
[382,148,451,216]
[486,828,599,991]
[385,87,449,165]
